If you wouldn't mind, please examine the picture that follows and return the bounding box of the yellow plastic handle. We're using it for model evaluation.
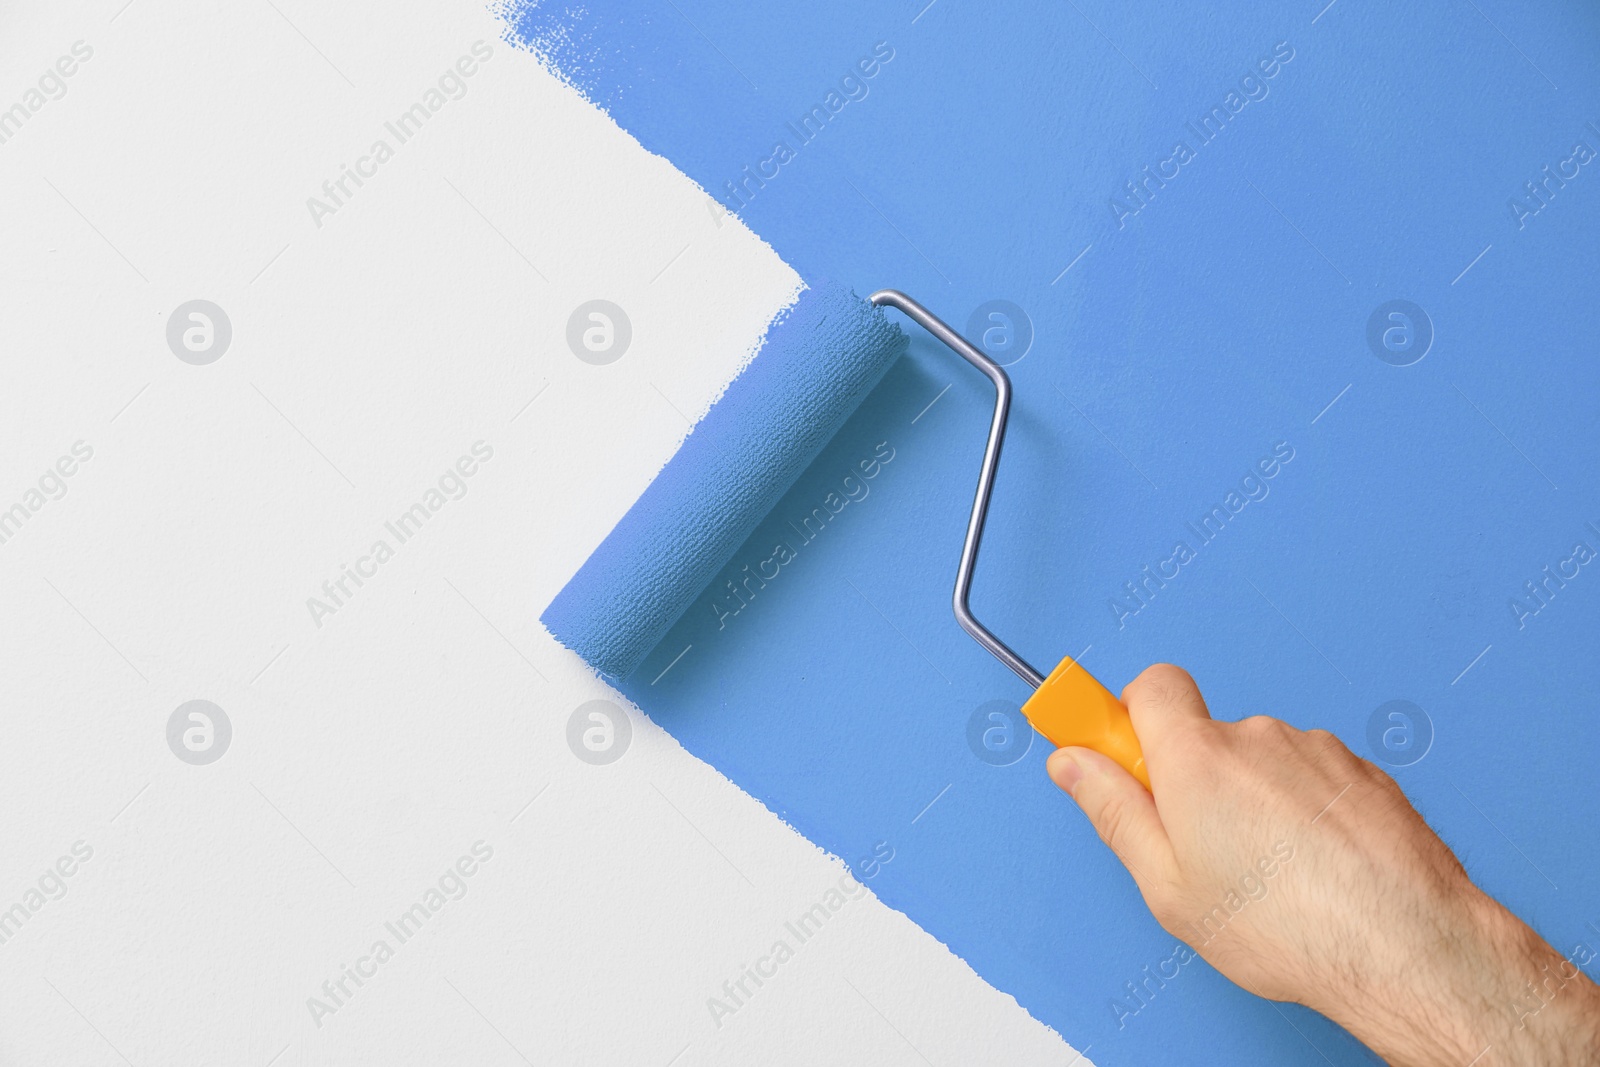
[1021,654,1149,789]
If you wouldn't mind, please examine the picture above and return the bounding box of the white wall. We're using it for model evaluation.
[0,1,1085,1063]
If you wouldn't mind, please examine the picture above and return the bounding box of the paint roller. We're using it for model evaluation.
[544,282,1148,787]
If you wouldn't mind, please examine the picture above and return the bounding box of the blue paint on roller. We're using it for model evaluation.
[542,283,907,678]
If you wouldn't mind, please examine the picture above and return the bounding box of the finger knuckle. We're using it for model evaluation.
[1238,714,1282,736]
[1126,663,1199,708]
[1143,882,1183,926]
[1094,794,1133,851]
[1306,728,1351,758]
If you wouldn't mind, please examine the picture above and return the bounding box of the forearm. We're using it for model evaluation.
[1321,890,1600,1067]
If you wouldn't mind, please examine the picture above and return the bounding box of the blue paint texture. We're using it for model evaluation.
[542,283,907,678]
[506,1,1600,1062]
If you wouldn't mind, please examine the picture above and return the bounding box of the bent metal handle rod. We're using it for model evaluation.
[867,289,1149,789]
[868,289,1046,690]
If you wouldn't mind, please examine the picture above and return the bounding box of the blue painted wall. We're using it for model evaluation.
[505,2,1600,1061]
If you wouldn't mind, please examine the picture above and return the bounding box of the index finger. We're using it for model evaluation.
[1121,663,1212,753]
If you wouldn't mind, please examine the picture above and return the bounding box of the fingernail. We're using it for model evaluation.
[1048,749,1083,795]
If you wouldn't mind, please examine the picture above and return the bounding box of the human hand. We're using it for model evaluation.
[1047,663,1600,1067]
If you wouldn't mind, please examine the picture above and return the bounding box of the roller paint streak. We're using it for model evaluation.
[542,283,907,678]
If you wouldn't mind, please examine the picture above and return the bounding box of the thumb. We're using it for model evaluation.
[1048,746,1175,888]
